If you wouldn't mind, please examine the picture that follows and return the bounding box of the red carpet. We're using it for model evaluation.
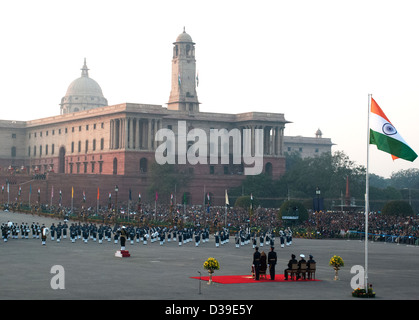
[191,274,320,284]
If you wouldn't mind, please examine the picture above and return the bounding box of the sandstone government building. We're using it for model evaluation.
[0,29,333,208]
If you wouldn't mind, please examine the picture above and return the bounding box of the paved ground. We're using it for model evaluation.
[1,210,418,301]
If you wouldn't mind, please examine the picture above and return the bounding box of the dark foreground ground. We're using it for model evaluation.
[1,210,418,302]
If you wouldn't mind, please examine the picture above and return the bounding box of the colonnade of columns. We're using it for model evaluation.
[240,125,283,156]
[109,117,283,156]
[110,117,161,150]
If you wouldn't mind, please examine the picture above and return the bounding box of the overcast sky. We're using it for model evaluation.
[1,0,418,178]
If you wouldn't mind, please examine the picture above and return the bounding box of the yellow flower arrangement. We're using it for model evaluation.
[329,255,344,268]
[203,257,220,272]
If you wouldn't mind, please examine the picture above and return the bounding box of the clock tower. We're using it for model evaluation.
[168,28,200,112]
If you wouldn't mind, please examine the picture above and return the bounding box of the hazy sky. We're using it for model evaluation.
[1,0,418,178]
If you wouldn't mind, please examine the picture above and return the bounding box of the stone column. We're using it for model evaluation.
[124,118,128,149]
[147,118,152,150]
[129,118,134,149]
[110,120,114,149]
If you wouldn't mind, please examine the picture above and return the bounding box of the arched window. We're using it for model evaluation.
[140,158,148,173]
[265,162,273,175]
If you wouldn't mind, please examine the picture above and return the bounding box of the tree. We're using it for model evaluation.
[279,151,366,201]
[382,200,413,216]
[390,168,419,189]
[147,163,191,202]
[228,173,280,207]
[278,200,308,223]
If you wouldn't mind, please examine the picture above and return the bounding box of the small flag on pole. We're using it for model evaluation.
[225,189,229,206]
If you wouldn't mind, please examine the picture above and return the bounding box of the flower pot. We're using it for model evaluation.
[208,270,214,284]
[333,267,340,280]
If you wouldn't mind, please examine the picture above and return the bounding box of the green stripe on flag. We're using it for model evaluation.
[370,129,417,162]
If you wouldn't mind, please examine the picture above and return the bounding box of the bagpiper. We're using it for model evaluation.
[40,224,49,246]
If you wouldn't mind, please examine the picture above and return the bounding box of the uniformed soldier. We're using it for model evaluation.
[215,232,220,248]
[24,223,30,239]
[253,247,261,280]
[178,231,182,246]
[279,229,285,248]
[120,226,127,250]
[50,223,56,241]
[268,246,277,280]
[40,224,48,245]
[287,227,293,245]
[56,222,62,243]
[2,223,9,242]
[98,225,104,244]
[62,222,68,239]
[195,231,200,247]
[70,223,77,243]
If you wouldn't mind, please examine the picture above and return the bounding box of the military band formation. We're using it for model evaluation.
[1,219,293,252]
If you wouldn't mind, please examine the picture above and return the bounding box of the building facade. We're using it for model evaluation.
[283,129,335,159]
[0,30,298,207]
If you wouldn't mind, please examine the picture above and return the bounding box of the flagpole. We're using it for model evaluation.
[365,93,371,290]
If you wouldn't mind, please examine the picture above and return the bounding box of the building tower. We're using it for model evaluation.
[167,28,200,112]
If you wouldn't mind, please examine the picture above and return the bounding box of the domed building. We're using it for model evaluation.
[0,29,333,208]
[60,59,108,114]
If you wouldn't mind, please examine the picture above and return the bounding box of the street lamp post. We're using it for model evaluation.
[315,186,321,212]
[115,185,119,214]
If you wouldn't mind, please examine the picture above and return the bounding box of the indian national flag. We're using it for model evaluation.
[370,97,417,162]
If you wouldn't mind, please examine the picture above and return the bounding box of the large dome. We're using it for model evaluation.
[65,75,104,97]
[60,59,108,115]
